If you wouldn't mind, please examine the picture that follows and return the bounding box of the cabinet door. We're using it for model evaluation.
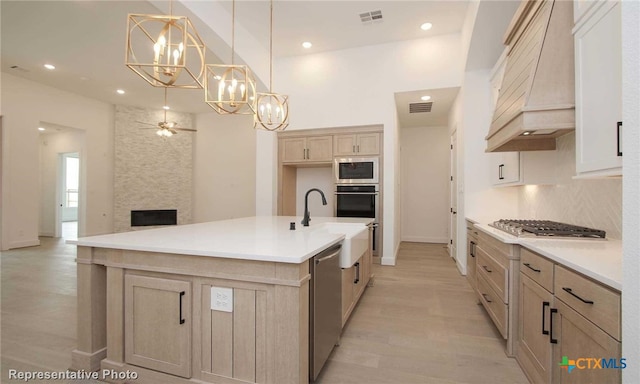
[551,300,621,384]
[334,135,357,156]
[466,235,477,291]
[356,133,380,155]
[280,138,306,163]
[575,2,622,176]
[518,274,554,384]
[341,265,355,327]
[125,275,191,378]
[306,136,333,161]
[491,152,520,185]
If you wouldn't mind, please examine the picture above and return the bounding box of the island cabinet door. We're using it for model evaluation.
[124,275,191,378]
[199,283,271,384]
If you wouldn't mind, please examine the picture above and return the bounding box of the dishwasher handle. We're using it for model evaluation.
[315,248,341,264]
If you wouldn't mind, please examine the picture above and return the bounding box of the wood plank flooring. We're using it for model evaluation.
[316,242,528,384]
[1,239,527,383]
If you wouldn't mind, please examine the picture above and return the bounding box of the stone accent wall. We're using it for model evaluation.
[114,105,194,232]
[518,132,622,239]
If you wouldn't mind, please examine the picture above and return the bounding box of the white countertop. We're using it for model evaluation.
[71,216,373,264]
[472,222,622,291]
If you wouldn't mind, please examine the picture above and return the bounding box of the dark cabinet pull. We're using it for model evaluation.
[179,291,186,324]
[523,263,541,273]
[617,121,622,157]
[542,301,550,335]
[562,287,594,304]
[498,164,504,180]
[354,262,360,284]
[482,265,492,273]
[470,241,476,257]
[481,293,492,303]
[549,308,558,344]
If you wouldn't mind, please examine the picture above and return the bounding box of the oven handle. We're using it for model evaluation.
[334,192,378,195]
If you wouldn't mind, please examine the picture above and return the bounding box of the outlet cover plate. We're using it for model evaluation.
[211,287,233,312]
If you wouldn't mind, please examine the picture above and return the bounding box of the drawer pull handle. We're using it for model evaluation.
[541,301,550,335]
[482,265,492,273]
[549,308,558,344]
[179,291,186,325]
[481,293,492,303]
[562,287,594,304]
[523,263,541,273]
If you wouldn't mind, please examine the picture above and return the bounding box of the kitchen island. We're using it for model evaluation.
[70,216,373,384]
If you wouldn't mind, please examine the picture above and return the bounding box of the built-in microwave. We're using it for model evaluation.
[334,157,379,184]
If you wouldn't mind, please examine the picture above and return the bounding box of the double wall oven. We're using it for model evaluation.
[334,158,380,255]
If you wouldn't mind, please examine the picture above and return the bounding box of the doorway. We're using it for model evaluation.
[449,130,458,258]
[58,153,79,240]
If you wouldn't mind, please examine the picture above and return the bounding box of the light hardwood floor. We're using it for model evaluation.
[1,239,527,384]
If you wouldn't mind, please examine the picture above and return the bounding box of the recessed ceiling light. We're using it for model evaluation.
[523,131,532,136]
[302,42,312,49]
[163,105,170,110]
[116,89,125,95]
[44,64,56,70]
[421,95,431,101]
[420,22,433,31]
[38,127,46,131]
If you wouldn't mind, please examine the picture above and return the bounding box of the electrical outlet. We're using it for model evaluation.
[211,287,233,312]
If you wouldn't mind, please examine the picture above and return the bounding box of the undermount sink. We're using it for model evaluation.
[320,223,369,268]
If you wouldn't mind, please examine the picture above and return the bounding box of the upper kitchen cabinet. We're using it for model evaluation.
[574,1,622,177]
[334,133,380,156]
[491,151,558,187]
[487,0,575,152]
[280,136,333,163]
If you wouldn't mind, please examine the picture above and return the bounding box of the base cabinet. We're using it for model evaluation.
[466,222,479,292]
[124,274,192,378]
[516,248,622,384]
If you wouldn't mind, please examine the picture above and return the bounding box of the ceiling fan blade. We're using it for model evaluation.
[175,127,197,132]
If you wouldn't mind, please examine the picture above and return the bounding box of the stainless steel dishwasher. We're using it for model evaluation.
[309,244,342,381]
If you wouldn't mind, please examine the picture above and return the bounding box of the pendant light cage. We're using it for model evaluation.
[254,0,289,131]
[254,93,289,131]
[205,65,257,114]
[126,14,206,89]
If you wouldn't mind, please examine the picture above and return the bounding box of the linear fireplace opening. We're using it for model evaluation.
[131,209,177,226]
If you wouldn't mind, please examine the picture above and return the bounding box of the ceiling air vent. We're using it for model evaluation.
[360,10,383,24]
[409,102,433,113]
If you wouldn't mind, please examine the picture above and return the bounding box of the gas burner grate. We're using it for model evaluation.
[493,219,606,238]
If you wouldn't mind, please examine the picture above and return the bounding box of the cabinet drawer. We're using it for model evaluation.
[520,248,554,292]
[554,265,621,340]
[477,273,508,339]
[476,247,508,303]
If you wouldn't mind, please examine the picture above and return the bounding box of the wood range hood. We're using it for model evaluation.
[486,0,575,153]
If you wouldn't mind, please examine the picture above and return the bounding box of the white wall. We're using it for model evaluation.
[400,126,450,243]
[295,168,334,218]
[1,74,114,249]
[193,112,256,222]
[268,33,464,264]
[622,0,640,381]
[39,129,85,236]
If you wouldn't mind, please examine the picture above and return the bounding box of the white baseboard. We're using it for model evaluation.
[39,231,55,237]
[456,258,467,275]
[9,239,41,249]
[381,241,400,266]
[401,236,449,244]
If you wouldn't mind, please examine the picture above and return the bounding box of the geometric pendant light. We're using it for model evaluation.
[254,0,289,131]
[205,0,257,115]
[125,1,206,89]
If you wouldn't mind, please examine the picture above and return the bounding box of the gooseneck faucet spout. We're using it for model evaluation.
[301,188,327,227]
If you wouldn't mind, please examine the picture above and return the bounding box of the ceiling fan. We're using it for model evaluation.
[137,88,197,137]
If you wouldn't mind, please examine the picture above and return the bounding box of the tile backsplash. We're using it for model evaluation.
[518,132,622,239]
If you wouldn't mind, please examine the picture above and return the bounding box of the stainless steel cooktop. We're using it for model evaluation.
[490,219,606,239]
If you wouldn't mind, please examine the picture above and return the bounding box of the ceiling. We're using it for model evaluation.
[1,0,470,119]
[394,87,459,128]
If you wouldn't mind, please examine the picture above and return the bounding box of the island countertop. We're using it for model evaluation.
[71,216,373,264]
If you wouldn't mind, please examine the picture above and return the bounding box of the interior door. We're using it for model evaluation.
[449,131,457,258]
